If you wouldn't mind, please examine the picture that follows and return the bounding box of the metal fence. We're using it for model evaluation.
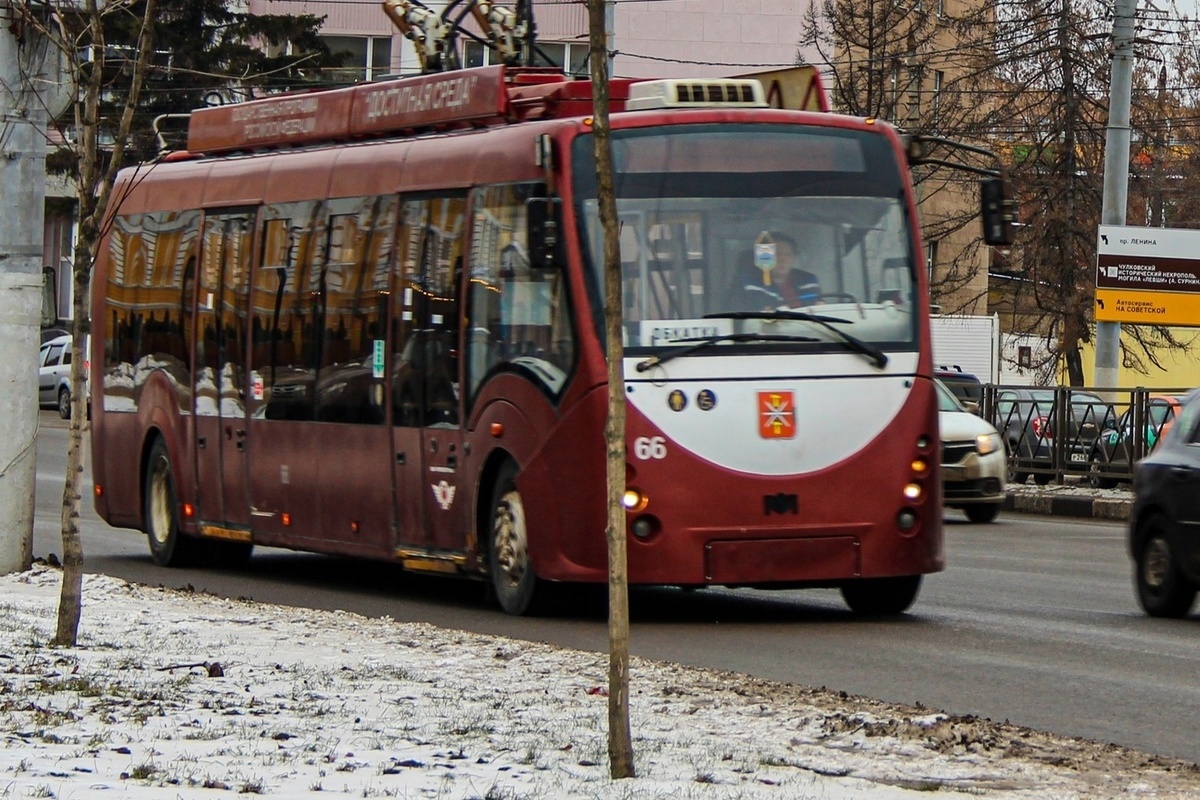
[977,384,1194,488]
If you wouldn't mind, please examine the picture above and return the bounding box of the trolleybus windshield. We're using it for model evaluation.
[572,124,917,355]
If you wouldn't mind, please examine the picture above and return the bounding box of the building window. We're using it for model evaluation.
[465,40,588,76]
[925,239,938,280]
[322,36,393,83]
[932,70,944,128]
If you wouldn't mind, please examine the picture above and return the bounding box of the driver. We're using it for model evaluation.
[737,233,820,310]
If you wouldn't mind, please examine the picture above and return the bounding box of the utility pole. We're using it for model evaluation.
[0,0,45,575]
[1094,0,1136,388]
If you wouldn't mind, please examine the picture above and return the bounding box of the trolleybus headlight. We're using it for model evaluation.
[622,488,648,512]
[916,435,932,451]
[910,458,929,476]
[902,482,923,501]
[897,509,918,531]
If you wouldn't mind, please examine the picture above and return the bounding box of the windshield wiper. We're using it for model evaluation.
[635,333,818,372]
[702,311,889,369]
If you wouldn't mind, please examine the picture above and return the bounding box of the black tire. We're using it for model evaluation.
[487,461,543,615]
[840,575,921,616]
[144,437,205,567]
[1134,515,1197,618]
[964,504,1000,524]
[1088,459,1118,490]
[57,388,71,420]
[1007,448,1029,486]
[1033,472,1053,485]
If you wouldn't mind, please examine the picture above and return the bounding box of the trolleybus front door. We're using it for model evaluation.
[193,211,253,530]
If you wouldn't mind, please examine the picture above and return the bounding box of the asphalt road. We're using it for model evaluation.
[32,411,1200,763]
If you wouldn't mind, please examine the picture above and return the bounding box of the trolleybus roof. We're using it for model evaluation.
[185,65,827,156]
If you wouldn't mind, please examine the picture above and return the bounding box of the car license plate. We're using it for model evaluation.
[1070,453,1087,462]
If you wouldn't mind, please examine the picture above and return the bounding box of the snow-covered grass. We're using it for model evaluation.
[1,565,1197,799]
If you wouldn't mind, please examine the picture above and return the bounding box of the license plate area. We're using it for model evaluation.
[705,536,859,583]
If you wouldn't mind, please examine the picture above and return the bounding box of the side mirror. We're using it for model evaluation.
[527,196,562,269]
[981,178,1016,247]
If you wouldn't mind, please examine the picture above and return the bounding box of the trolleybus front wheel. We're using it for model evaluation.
[840,575,921,616]
[487,462,543,615]
[144,437,204,568]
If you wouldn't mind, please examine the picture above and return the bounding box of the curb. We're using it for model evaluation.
[1002,492,1132,521]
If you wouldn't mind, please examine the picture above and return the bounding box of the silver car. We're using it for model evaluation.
[938,378,1006,523]
[38,334,80,419]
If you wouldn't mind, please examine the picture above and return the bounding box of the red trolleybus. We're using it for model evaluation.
[91,66,1012,615]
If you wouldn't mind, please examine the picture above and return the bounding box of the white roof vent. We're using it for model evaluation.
[625,79,767,111]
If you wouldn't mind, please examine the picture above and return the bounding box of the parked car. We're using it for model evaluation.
[1127,389,1200,617]
[936,378,1005,523]
[37,334,85,419]
[992,387,1109,485]
[935,366,984,413]
[1088,394,1188,489]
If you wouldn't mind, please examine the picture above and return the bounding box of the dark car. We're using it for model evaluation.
[1088,394,1188,489]
[935,366,984,413]
[992,387,1109,484]
[1127,389,1200,617]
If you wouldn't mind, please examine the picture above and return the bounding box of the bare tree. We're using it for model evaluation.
[800,0,999,314]
[587,0,635,780]
[807,0,1200,385]
[11,0,161,646]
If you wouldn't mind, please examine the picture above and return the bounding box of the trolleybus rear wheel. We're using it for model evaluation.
[144,437,204,567]
[840,575,921,616]
[488,462,541,615]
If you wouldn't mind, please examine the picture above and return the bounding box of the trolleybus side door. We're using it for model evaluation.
[194,210,253,529]
[392,194,469,553]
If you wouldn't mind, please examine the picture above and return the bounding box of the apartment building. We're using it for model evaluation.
[247,0,820,81]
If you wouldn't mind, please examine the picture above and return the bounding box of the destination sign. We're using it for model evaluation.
[1094,224,1200,325]
[187,66,510,154]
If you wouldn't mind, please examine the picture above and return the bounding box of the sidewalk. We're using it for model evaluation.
[1002,481,1133,521]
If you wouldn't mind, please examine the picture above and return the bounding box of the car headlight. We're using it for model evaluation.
[976,432,1002,455]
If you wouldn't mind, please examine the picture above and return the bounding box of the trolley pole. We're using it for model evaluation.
[0,0,45,574]
[1094,0,1136,389]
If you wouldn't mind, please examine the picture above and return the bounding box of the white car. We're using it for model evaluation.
[936,378,1006,523]
[38,334,88,419]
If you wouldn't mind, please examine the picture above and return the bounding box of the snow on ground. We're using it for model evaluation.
[2,566,1198,800]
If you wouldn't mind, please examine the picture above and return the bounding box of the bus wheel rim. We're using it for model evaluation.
[150,461,172,546]
[493,490,527,588]
[1144,537,1170,590]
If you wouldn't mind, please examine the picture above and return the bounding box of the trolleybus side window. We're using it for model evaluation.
[198,211,253,420]
[103,210,201,413]
[466,182,574,401]
[251,200,324,421]
[251,198,394,426]
[312,196,396,425]
[392,194,466,428]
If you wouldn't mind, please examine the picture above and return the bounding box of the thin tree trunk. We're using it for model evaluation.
[52,265,89,646]
[587,0,635,779]
[51,0,157,646]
